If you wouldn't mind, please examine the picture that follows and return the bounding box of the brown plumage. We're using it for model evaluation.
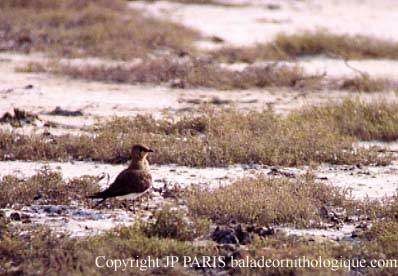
[88,144,153,204]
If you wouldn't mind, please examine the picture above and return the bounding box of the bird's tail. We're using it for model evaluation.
[87,172,109,199]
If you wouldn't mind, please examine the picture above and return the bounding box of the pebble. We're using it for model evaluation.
[9,212,21,221]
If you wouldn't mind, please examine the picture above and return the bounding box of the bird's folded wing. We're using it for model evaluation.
[103,169,152,197]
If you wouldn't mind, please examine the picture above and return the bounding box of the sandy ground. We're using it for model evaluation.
[0,161,264,236]
[130,0,398,47]
[226,58,398,79]
[2,52,398,137]
[1,160,396,200]
[1,160,397,237]
[1,0,398,241]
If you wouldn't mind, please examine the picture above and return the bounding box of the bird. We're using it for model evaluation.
[88,144,153,205]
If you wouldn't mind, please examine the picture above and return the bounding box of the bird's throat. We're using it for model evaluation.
[128,158,149,171]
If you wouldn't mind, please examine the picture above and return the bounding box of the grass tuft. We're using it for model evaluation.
[0,0,198,59]
[141,205,210,241]
[0,168,100,208]
[23,58,321,90]
[0,100,394,166]
[300,99,398,141]
[211,31,398,63]
[339,75,392,92]
[0,224,215,275]
[185,173,354,226]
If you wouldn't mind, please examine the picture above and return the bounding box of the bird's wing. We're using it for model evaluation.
[100,169,152,198]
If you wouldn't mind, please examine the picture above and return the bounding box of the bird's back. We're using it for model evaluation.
[97,168,152,199]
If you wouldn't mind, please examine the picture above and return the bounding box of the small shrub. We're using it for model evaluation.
[300,99,398,141]
[0,168,100,207]
[141,205,210,241]
[185,173,353,227]
[339,75,391,92]
[0,102,392,166]
[26,58,321,90]
[211,31,398,63]
[0,224,215,275]
[0,0,198,59]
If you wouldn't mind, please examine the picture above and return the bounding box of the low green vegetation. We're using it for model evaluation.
[0,223,215,275]
[0,168,100,208]
[211,32,398,63]
[1,99,395,166]
[1,100,394,166]
[0,0,198,59]
[185,173,378,227]
[141,205,210,241]
[18,59,320,90]
[339,75,392,93]
[247,228,398,275]
[0,168,397,275]
[300,99,398,141]
[362,220,398,258]
[18,59,393,91]
[2,208,398,275]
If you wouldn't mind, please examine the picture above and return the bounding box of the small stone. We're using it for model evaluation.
[33,192,43,200]
[351,229,364,238]
[20,213,30,220]
[234,224,252,245]
[345,216,358,223]
[48,106,83,117]
[356,221,371,229]
[9,212,21,221]
[210,35,224,43]
[170,79,186,89]
[43,205,64,215]
[211,226,239,244]
[254,226,275,237]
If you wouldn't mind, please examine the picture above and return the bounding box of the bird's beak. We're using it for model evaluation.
[145,148,154,153]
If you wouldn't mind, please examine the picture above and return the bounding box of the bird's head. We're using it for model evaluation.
[131,144,154,160]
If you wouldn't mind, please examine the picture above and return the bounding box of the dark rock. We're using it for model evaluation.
[266,4,280,10]
[356,221,371,230]
[24,84,34,89]
[320,206,346,222]
[209,97,232,105]
[170,78,186,89]
[48,106,83,117]
[185,98,202,104]
[211,226,239,244]
[9,212,21,221]
[0,108,38,127]
[43,205,65,215]
[345,216,358,223]
[234,224,252,245]
[177,50,189,58]
[160,183,181,199]
[351,229,365,238]
[254,226,275,237]
[20,213,30,220]
[267,167,296,178]
[21,213,31,223]
[33,192,43,201]
[210,35,224,43]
